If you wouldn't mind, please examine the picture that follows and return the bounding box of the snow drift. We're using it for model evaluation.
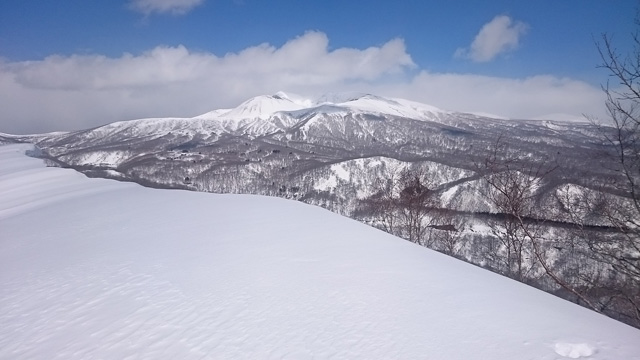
[0,144,638,359]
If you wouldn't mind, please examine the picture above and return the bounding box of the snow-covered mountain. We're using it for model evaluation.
[5,92,606,214]
[195,91,445,121]
[185,91,449,135]
[1,143,638,359]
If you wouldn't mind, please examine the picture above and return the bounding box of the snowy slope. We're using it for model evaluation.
[87,116,224,139]
[198,92,446,122]
[206,94,306,121]
[188,92,448,135]
[1,144,639,360]
[333,94,445,120]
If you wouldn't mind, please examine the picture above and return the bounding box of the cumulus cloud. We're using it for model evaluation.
[380,72,605,120]
[11,32,413,91]
[128,0,204,15]
[0,31,607,135]
[456,15,528,62]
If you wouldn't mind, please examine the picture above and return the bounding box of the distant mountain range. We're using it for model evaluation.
[0,92,612,216]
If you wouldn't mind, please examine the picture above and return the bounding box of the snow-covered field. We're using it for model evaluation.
[1,144,639,359]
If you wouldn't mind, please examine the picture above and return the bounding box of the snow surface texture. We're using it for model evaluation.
[1,144,639,360]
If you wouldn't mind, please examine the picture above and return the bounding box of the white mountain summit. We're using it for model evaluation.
[192,92,447,130]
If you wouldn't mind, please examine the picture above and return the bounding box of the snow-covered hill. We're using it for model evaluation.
[1,144,638,359]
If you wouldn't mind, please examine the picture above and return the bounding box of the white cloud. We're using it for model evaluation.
[456,15,528,62]
[128,0,204,15]
[379,72,605,120]
[11,32,413,91]
[0,31,607,135]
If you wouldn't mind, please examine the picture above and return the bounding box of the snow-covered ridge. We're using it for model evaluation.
[1,144,639,359]
[172,91,450,135]
[193,91,447,123]
[336,94,445,120]
[22,91,450,140]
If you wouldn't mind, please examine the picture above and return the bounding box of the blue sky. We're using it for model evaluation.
[0,0,637,133]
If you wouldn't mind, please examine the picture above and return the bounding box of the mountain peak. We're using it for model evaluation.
[273,91,314,107]
[188,91,451,134]
[210,93,307,122]
[272,91,290,100]
[195,92,449,124]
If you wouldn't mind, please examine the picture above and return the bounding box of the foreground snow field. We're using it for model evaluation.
[0,144,638,359]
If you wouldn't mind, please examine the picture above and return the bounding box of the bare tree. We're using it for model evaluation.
[360,175,400,235]
[476,137,603,310]
[396,167,436,245]
[356,165,436,246]
[429,209,468,257]
[575,31,640,323]
[553,185,639,321]
[599,33,640,269]
[478,137,548,281]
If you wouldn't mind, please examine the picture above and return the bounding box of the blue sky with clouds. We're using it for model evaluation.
[0,0,637,133]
